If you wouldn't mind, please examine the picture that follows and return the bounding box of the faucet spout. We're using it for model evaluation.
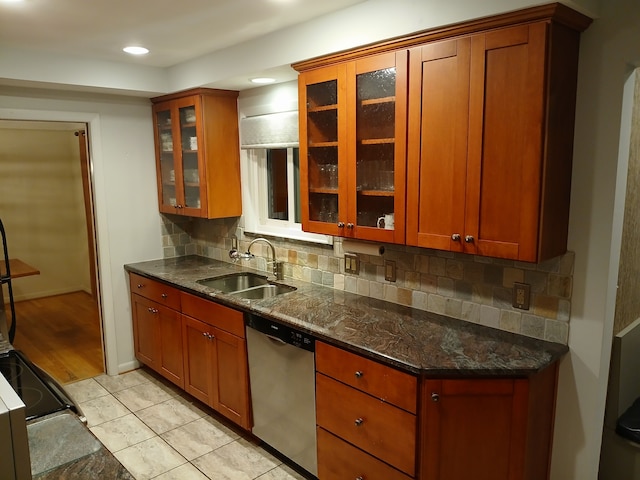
[246,238,284,280]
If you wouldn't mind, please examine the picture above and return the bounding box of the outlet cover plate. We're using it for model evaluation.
[385,260,396,282]
[512,282,531,310]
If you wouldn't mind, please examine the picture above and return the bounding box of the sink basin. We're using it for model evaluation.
[197,272,296,299]
[230,284,296,300]
[197,272,268,292]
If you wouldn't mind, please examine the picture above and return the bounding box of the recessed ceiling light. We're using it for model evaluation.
[123,46,149,55]
[250,77,276,84]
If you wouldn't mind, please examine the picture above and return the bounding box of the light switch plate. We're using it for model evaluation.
[384,260,396,282]
[344,253,359,275]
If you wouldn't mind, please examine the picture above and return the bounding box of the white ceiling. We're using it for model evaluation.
[0,0,363,67]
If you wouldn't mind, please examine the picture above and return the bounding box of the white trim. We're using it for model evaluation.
[242,148,333,246]
[0,107,119,375]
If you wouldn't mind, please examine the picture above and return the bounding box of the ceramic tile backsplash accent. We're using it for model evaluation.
[160,215,573,344]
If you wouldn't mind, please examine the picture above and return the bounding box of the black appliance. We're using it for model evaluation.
[0,218,80,421]
[0,350,77,421]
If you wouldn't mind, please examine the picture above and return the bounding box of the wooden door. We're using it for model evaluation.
[466,23,547,261]
[299,65,347,236]
[348,50,408,244]
[213,327,251,430]
[131,294,159,369]
[420,378,528,480]
[157,304,184,388]
[407,38,470,251]
[182,315,215,406]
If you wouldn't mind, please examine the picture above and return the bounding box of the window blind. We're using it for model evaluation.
[240,110,298,149]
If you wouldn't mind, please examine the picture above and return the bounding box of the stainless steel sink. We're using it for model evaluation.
[230,284,296,300]
[196,272,268,292]
[196,272,296,299]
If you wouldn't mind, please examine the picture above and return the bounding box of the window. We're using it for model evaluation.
[242,147,332,244]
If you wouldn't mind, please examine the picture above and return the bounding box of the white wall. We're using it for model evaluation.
[0,89,163,375]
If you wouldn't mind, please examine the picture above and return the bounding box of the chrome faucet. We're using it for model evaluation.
[229,237,284,280]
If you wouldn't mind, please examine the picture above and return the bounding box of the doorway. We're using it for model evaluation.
[0,120,104,384]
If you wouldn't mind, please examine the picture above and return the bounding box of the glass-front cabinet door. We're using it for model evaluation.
[349,51,407,243]
[299,52,407,242]
[299,65,346,236]
[153,96,205,216]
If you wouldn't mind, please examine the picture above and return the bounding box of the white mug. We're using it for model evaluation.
[377,213,394,230]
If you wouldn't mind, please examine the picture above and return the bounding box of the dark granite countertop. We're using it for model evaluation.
[125,255,568,377]
[29,411,133,479]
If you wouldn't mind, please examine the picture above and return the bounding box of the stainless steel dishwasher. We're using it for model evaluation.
[245,313,317,477]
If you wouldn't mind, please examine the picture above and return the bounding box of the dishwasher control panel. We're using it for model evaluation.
[246,313,315,352]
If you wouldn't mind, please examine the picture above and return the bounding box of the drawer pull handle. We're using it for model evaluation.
[354,417,364,427]
[161,293,168,299]
[354,370,363,378]
[356,477,364,480]
[431,392,440,402]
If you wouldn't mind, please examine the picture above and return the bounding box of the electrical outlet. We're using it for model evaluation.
[384,260,396,282]
[344,253,359,275]
[512,282,531,310]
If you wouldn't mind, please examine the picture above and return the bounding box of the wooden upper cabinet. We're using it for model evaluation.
[296,3,591,262]
[151,88,242,219]
[407,37,471,253]
[298,51,408,243]
[408,19,586,262]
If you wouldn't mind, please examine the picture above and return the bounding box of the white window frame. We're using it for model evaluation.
[242,147,333,245]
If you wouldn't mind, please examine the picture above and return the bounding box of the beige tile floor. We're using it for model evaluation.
[64,368,308,480]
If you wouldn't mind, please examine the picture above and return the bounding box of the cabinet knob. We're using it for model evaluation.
[451,233,461,241]
[347,223,354,229]
[161,293,168,299]
[338,222,345,228]
[356,477,364,480]
[464,235,474,243]
[137,284,144,289]
[355,370,363,378]
[354,417,364,427]
[431,392,440,402]
[147,307,153,313]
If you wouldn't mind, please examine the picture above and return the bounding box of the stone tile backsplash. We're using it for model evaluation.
[161,215,573,344]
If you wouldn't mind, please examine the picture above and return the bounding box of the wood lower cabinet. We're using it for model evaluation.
[128,273,251,430]
[130,274,184,388]
[315,341,418,478]
[420,364,559,480]
[181,292,251,430]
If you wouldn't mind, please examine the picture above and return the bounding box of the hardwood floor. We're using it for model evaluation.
[11,291,104,385]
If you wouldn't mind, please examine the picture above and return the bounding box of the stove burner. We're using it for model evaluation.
[0,350,76,421]
[0,360,23,382]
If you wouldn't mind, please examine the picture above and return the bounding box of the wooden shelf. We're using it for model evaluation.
[362,96,395,106]
[310,141,339,148]
[310,187,339,194]
[309,104,338,113]
[357,189,395,197]
[360,138,395,145]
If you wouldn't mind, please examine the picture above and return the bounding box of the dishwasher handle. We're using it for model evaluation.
[266,334,287,346]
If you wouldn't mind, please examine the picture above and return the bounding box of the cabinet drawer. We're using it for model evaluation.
[316,373,416,476]
[317,427,412,480]
[316,341,417,413]
[180,292,245,338]
[129,273,181,310]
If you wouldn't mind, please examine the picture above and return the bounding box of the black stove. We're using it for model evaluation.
[0,349,77,421]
